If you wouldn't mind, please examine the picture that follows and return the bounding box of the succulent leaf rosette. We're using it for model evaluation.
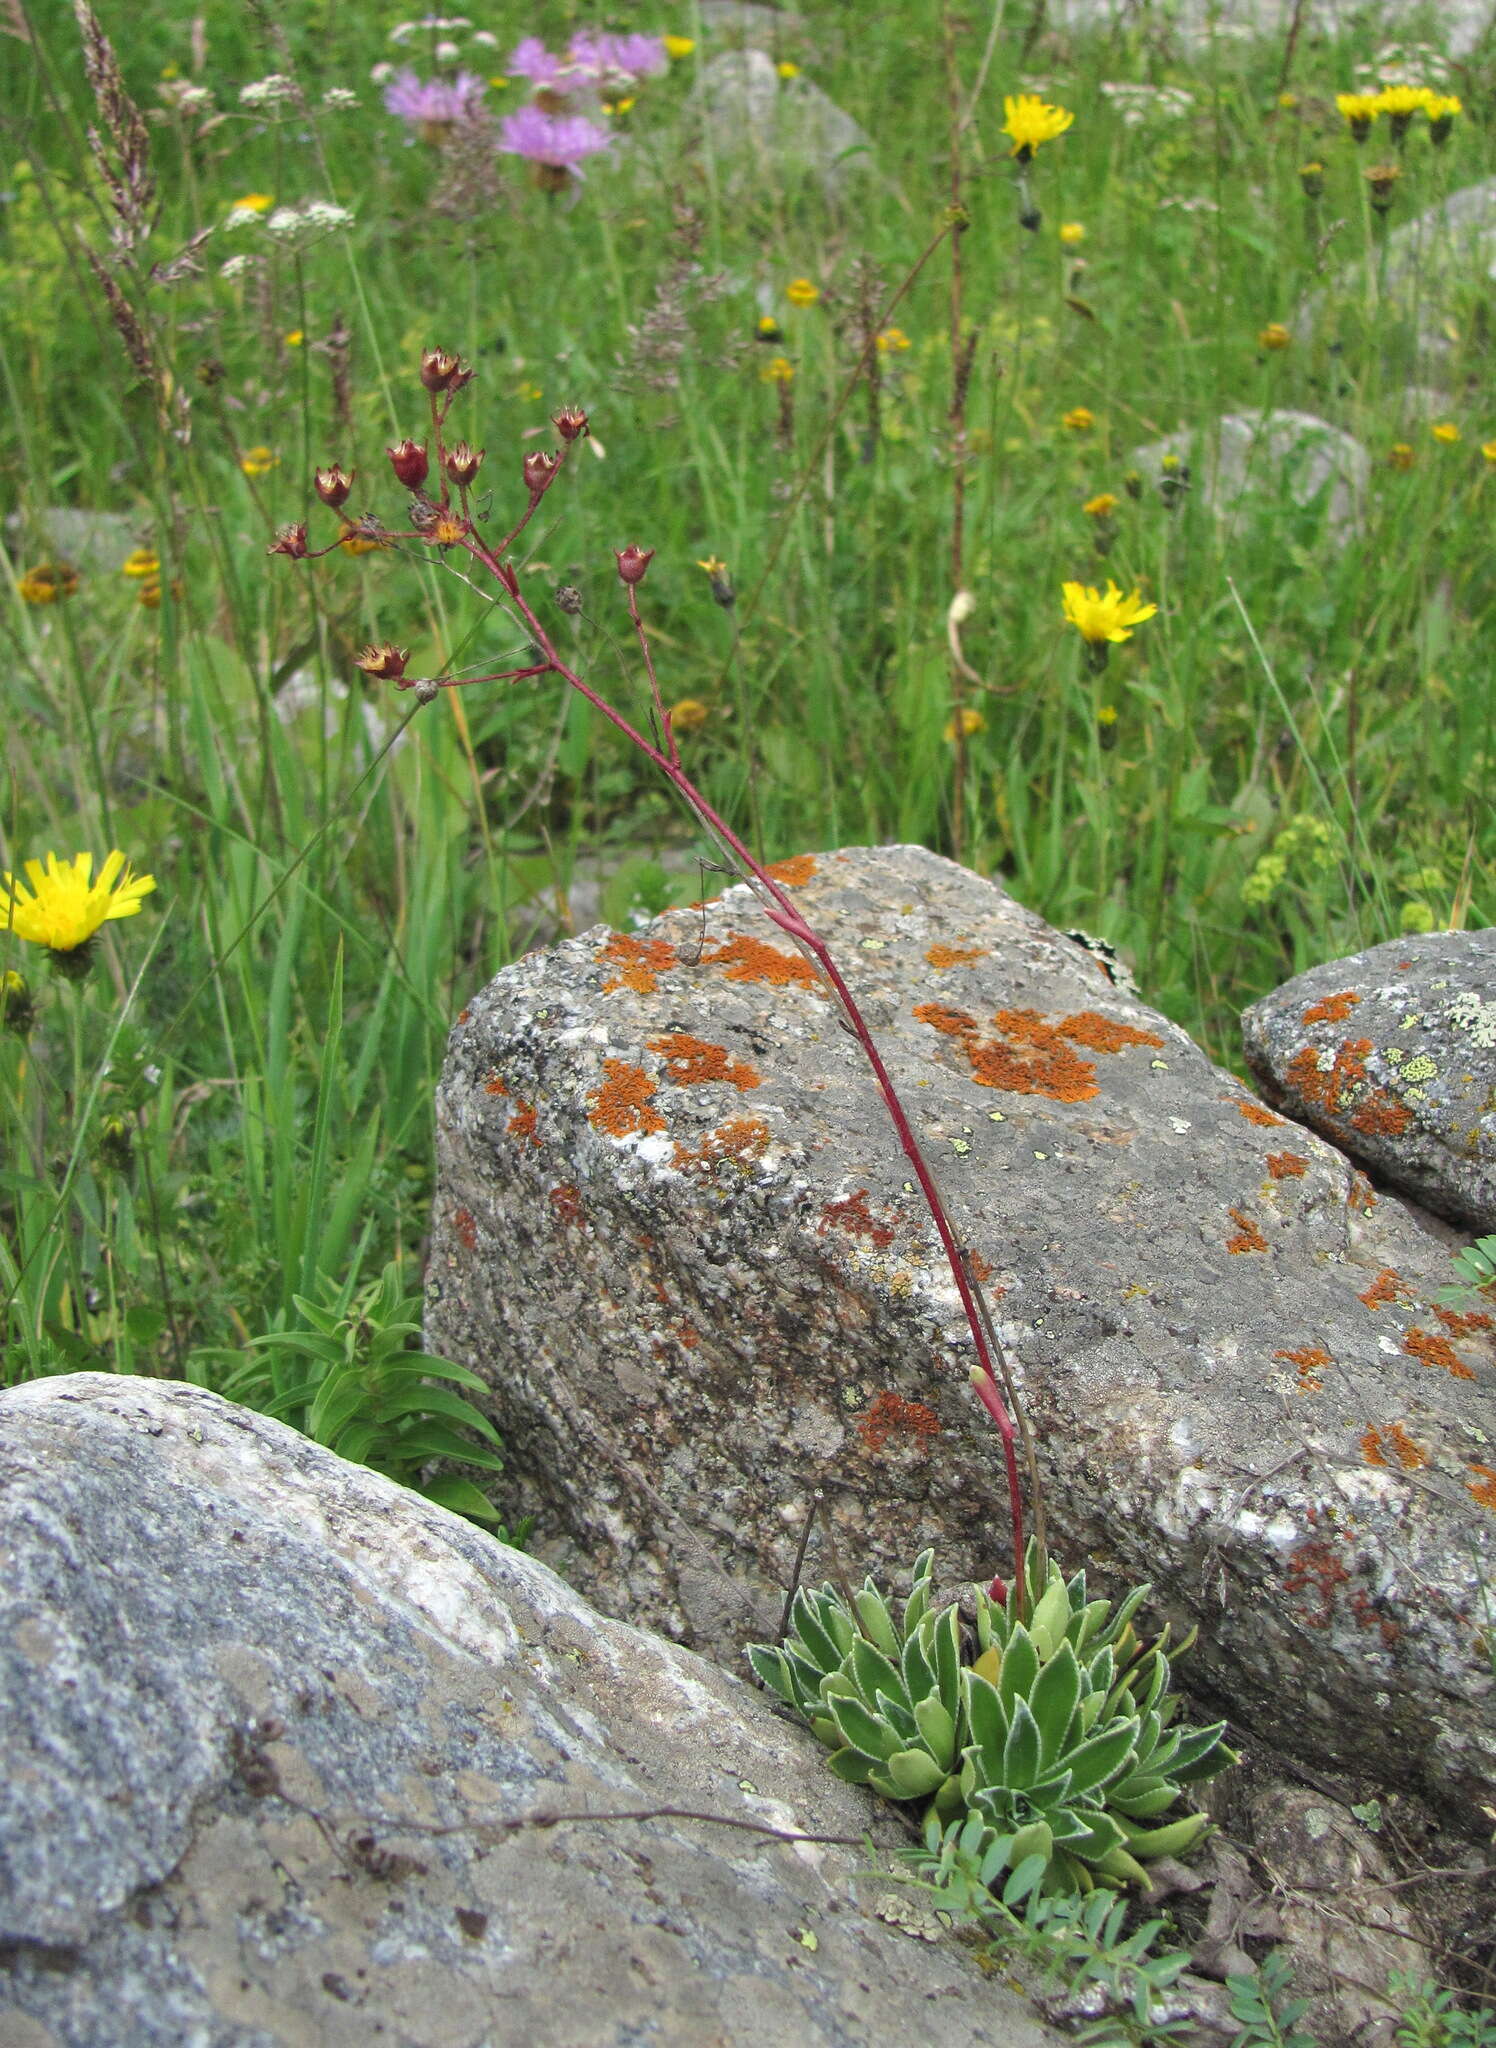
[749,1547,1233,1894]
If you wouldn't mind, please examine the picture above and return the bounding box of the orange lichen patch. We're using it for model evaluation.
[764,854,818,885]
[1433,1305,1495,1337]
[1348,1586,1401,1650]
[1267,1152,1308,1179]
[968,1035,1099,1102]
[1056,1011,1165,1054]
[1347,1174,1378,1214]
[967,1250,995,1284]
[549,1182,585,1228]
[819,1188,898,1250]
[1360,1422,1429,1471]
[483,1071,510,1097]
[646,1032,760,1090]
[926,943,989,970]
[1227,1207,1268,1254]
[672,1115,771,1175]
[859,1391,942,1453]
[1303,991,1361,1025]
[1359,1268,1405,1310]
[1466,1464,1496,1511]
[992,1008,1058,1045]
[675,1322,700,1350]
[1351,1094,1412,1137]
[702,933,817,987]
[1403,1326,1477,1380]
[1287,1036,1372,1117]
[914,1001,980,1038]
[1236,1099,1285,1128]
[452,1206,478,1252]
[587,1059,666,1138]
[598,931,679,995]
[1283,1537,1350,1628]
[457,1008,471,1024]
[507,1101,541,1147]
[1274,1345,1330,1394]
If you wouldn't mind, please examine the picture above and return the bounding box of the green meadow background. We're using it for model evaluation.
[2,1,1491,1467]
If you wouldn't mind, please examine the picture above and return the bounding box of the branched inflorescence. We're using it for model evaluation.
[271,352,1039,1592]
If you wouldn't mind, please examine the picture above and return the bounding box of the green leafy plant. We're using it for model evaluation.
[1227,1951,1316,2048]
[889,1811,1195,2044]
[1390,1974,1496,2048]
[1440,1236,1496,1311]
[749,1545,1234,1894]
[195,1262,528,1538]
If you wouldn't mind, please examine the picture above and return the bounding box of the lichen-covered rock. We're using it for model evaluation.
[428,847,1496,1825]
[690,50,873,190]
[0,1373,1068,2048]
[1130,411,1369,540]
[1241,930,1496,1235]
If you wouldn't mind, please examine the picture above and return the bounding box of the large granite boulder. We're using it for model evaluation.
[1130,411,1369,541]
[428,847,1496,1825]
[0,1373,1070,2048]
[1298,179,1496,368]
[689,50,874,191]
[1242,929,1496,1234]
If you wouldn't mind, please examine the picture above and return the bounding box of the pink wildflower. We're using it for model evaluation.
[507,36,566,85]
[498,104,612,180]
[383,67,487,132]
[568,32,667,86]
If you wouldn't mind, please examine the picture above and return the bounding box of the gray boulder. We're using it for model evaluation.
[1299,179,1496,368]
[1131,410,1369,540]
[0,1372,1070,2048]
[690,50,874,190]
[428,846,1496,1823]
[1045,0,1495,57]
[1242,929,1496,1234]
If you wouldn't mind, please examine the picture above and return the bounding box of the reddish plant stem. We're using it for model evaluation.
[460,526,1028,1583]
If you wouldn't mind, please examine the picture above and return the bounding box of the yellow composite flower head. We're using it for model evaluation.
[1424,92,1461,123]
[1002,93,1074,159]
[230,192,274,213]
[121,548,160,578]
[1062,579,1157,645]
[2,850,157,953]
[1058,220,1086,246]
[1335,91,1380,134]
[786,276,820,308]
[1373,84,1430,119]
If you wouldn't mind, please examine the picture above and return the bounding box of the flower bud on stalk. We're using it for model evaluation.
[314,465,355,508]
[523,451,559,496]
[419,348,463,392]
[1,969,34,1037]
[388,439,430,488]
[445,442,484,487]
[353,644,409,681]
[554,584,584,615]
[268,523,309,558]
[614,544,654,586]
[552,405,589,442]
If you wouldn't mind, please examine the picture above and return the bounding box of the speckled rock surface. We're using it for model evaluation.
[690,50,873,189]
[0,1373,1069,2048]
[428,846,1496,1824]
[1130,411,1369,540]
[1242,931,1496,1235]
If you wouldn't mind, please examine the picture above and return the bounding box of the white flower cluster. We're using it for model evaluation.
[239,73,300,110]
[1098,81,1196,128]
[265,199,355,243]
[223,205,263,231]
[321,87,359,110]
[1359,41,1451,89]
[389,15,469,41]
[159,81,215,114]
[218,252,256,280]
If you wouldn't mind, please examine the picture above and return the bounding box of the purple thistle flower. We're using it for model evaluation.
[567,31,667,86]
[498,104,613,176]
[507,36,565,84]
[383,67,487,128]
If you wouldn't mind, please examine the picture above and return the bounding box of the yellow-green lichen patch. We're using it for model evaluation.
[1400,1055,1438,1084]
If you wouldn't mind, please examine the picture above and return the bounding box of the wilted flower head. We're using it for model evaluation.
[498,105,611,178]
[383,67,487,132]
[2,851,156,955]
[17,561,80,604]
[1002,92,1074,159]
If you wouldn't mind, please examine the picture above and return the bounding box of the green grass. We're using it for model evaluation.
[2,1,1491,1424]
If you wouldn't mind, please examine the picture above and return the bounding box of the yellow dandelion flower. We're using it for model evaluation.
[488,74,510,89]
[1277,91,1299,110]
[1424,92,1461,141]
[230,192,274,213]
[1082,492,1118,518]
[944,706,986,741]
[777,60,800,79]
[17,561,80,604]
[1061,579,1157,645]
[240,445,277,478]
[283,328,305,347]
[756,314,784,342]
[1058,220,1086,246]
[1335,91,1379,138]
[1096,703,1119,725]
[1299,160,1325,196]
[663,35,695,60]
[2,850,156,954]
[697,556,728,575]
[669,698,710,731]
[761,355,795,384]
[1482,440,1496,465]
[1374,84,1429,117]
[121,548,160,578]
[1388,442,1416,470]
[1431,421,1460,444]
[1258,322,1291,351]
[786,277,820,308]
[1062,406,1094,432]
[1002,92,1074,160]
[875,326,911,352]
